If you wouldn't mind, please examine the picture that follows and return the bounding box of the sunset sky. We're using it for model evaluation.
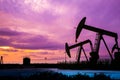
[0,0,120,64]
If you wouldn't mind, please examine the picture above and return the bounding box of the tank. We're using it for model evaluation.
[23,57,30,65]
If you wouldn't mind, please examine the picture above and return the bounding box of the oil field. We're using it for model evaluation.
[0,0,120,80]
[0,17,120,70]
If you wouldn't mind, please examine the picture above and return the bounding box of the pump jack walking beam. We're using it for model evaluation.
[76,17,118,42]
[65,39,93,58]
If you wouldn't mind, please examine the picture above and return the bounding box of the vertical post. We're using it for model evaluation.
[44,57,47,63]
[82,48,89,62]
[77,47,82,63]
[93,33,101,54]
[102,37,113,60]
[65,52,66,64]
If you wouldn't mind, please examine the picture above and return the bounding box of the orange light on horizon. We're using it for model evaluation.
[0,46,11,49]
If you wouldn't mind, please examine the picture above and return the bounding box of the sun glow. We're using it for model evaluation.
[0,46,11,49]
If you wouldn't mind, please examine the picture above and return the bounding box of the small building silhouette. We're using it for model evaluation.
[23,57,30,65]
[0,56,3,64]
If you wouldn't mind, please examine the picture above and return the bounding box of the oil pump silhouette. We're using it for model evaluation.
[65,39,93,63]
[65,17,120,66]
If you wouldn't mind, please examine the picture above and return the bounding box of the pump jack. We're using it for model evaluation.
[65,39,93,63]
[76,17,120,64]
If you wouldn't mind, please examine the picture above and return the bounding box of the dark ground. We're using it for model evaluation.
[0,62,120,70]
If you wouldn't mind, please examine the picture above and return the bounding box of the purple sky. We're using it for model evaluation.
[0,0,120,63]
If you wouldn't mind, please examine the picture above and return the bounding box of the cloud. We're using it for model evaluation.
[0,0,25,16]
[0,0,60,24]
[0,28,20,36]
[39,52,54,55]
[12,35,63,50]
[0,0,120,63]
[0,28,63,50]
[47,57,64,61]
[0,48,19,52]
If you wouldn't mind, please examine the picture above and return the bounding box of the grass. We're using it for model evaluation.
[58,59,120,70]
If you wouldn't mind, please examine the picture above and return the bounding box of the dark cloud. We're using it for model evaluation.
[0,48,18,52]
[47,57,64,61]
[0,28,63,50]
[0,28,20,36]
[40,52,54,55]
[0,38,11,46]
[27,54,41,58]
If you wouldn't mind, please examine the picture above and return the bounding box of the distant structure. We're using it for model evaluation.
[0,56,3,64]
[44,57,47,63]
[23,57,30,65]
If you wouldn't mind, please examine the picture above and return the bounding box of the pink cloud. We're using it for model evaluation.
[0,0,120,63]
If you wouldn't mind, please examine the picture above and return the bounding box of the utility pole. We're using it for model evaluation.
[65,52,66,64]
